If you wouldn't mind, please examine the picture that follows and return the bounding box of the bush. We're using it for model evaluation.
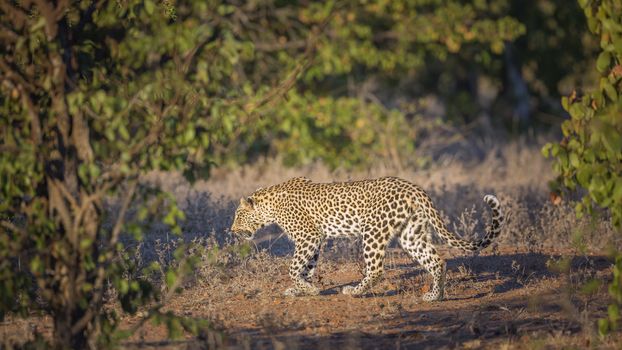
[0,0,229,347]
[543,0,622,337]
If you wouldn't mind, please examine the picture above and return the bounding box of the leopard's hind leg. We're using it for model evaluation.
[399,210,446,301]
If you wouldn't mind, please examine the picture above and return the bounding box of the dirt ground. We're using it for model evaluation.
[113,246,619,349]
[1,241,620,349]
[3,246,619,350]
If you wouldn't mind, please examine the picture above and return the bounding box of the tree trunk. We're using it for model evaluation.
[504,42,531,131]
[53,310,88,349]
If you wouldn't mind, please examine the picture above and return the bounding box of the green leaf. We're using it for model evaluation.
[608,304,619,325]
[183,127,195,144]
[29,255,42,274]
[80,238,93,251]
[119,279,129,294]
[597,51,611,73]
[561,96,569,111]
[602,127,622,154]
[165,270,177,289]
[576,167,592,187]
[88,163,101,178]
[598,318,610,336]
[118,124,130,141]
[575,202,584,217]
[145,0,155,15]
[581,279,601,295]
[603,82,618,101]
[237,243,252,258]
[568,103,585,119]
[569,152,580,168]
[613,179,622,203]
[82,283,93,293]
[541,143,552,158]
[168,317,183,339]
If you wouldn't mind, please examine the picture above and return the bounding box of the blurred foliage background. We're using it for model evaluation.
[0,0,619,348]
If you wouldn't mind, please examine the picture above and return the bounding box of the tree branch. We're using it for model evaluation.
[253,39,307,52]
[47,178,75,245]
[71,111,94,162]
[0,57,37,94]
[21,89,42,144]
[71,180,137,335]
[0,23,19,43]
[32,0,55,38]
[0,219,27,238]
[52,178,79,212]
[32,0,67,40]
[53,0,70,20]
[0,1,29,29]
[109,180,137,248]
[242,8,335,113]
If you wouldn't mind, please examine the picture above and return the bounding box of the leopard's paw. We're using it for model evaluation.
[341,285,362,296]
[284,287,300,297]
[304,285,320,296]
[422,291,443,302]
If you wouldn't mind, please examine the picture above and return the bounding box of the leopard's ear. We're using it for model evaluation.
[239,197,254,208]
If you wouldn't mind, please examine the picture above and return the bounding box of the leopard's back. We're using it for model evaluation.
[269,177,424,238]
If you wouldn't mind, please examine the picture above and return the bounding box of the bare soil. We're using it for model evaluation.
[117,246,618,349]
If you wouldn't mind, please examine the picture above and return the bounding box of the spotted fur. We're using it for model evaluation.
[230,176,504,301]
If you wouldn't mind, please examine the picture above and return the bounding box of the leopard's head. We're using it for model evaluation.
[230,196,268,241]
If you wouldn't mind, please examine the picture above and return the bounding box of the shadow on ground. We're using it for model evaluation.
[129,295,587,349]
[122,252,612,349]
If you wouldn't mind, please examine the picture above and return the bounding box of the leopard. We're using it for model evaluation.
[230,176,504,301]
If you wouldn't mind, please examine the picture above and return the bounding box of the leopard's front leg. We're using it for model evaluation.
[284,237,322,297]
[301,248,320,281]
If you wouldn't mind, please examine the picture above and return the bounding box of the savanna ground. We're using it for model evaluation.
[2,139,621,349]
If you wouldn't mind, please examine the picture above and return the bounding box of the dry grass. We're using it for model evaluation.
[143,137,618,257]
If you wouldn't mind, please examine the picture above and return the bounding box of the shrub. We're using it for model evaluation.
[543,0,622,337]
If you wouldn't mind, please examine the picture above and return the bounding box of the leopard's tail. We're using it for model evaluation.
[423,194,504,252]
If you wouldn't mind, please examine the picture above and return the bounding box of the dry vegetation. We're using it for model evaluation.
[2,139,621,349]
